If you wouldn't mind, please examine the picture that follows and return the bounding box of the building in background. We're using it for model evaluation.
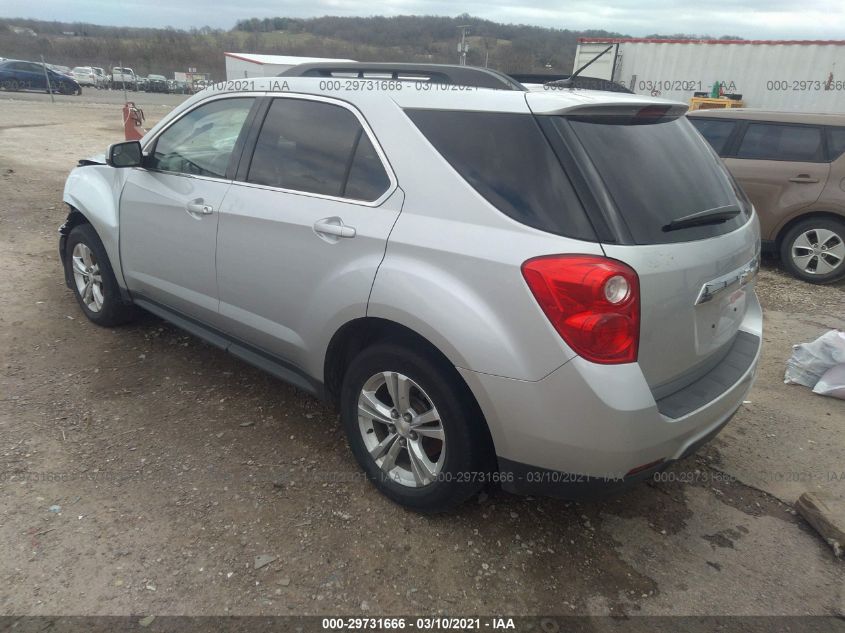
[224,53,354,80]
[574,38,845,112]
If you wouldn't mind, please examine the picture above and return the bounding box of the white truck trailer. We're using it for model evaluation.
[573,38,845,113]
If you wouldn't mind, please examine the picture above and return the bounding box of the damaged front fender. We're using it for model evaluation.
[61,160,129,288]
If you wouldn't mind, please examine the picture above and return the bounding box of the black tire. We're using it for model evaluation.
[780,217,845,284]
[340,341,493,513]
[65,224,137,326]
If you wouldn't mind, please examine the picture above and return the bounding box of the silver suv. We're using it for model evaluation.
[60,64,762,512]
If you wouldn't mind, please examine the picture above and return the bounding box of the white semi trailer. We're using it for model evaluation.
[573,38,845,113]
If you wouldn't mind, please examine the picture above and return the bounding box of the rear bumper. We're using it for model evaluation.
[497,413,733,500]
[459,293,762,500]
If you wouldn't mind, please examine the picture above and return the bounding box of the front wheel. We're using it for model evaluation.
[340,342,492,513]
[65,224,137,326]
[780,217,845,284]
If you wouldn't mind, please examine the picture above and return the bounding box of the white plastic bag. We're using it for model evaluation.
[784,330,845,388]
[813,364,845,400]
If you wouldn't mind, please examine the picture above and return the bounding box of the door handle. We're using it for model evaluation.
[185,200,214,216]
[313,216,356,241]
[789,175,819,183]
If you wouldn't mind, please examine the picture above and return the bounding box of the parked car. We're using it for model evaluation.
[71,66,102,88]
[59,64,761,512]
[92,67,106,88]
[111,66,137,91]
[167,79,189,94]
[0,59,81,94]
[145,74,168,93]
[689,109,845,283]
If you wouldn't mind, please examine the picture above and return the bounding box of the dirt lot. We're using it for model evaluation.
[1,94,844,617]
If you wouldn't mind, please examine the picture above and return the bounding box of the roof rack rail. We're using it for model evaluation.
[281,62,527,91]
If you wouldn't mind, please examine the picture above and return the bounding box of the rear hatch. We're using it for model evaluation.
[528,93,759,393]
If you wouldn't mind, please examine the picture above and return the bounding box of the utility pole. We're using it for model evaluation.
[456,25,471,66]
[40,55,54,104]
[120,59,127,102]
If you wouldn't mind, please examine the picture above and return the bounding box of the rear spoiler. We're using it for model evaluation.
[560,103,689,121]
[526,92,689,120]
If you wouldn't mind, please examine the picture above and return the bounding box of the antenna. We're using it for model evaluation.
[546,44,614,88]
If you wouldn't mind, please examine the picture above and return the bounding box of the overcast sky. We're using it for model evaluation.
[1,0,844,38]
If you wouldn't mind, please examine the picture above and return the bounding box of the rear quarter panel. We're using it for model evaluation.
[363,93,603,380]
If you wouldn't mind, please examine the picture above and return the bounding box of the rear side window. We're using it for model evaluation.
[406,110,595,241]
[689,118,736,155]
[247,98,390,201]
[560,116,748,245]
[344,133,391,201]
[737,123,823,162]
[827,128,845,161]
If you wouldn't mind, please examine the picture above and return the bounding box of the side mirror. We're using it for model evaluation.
[107,140,143,168]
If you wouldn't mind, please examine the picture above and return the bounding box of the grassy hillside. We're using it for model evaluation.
[0,15,629,79]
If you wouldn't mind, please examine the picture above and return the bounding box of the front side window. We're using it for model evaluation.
[149,98,254,178]
[737,123,823,162]
[689,118,736,155]
[246,98,390,201]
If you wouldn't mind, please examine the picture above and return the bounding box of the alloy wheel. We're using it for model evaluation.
[71,242,104,312]
[791,228,845,276]
[357,371,446,488]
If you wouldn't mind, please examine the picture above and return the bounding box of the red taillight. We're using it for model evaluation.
[521,255,640,364]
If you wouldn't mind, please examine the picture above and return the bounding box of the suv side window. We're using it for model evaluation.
[246,98,390,201]
[148,97,254,179]
[688,118,736,155]
[407,109,596,241]
[827,128,845,161]
[736,123,823,162]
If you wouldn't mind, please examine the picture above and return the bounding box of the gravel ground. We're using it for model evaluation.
[0,94,843,617]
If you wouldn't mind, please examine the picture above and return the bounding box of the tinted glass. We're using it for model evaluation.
[827,128,845,161]
[689,118,736,155]
[563,116,747,245]
[737,123,823,161]
[407,110,595,241]
[150,98,254,178]
[248,98,388,200]
[344,133,391,200]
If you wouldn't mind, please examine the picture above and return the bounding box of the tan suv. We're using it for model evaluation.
[688,109,845,283]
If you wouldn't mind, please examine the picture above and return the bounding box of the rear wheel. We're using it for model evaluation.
[340,342,492,513]
[66,224,137,326]
[780,217,845,284]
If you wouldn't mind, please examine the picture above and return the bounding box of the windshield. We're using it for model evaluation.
[556,115,751,244]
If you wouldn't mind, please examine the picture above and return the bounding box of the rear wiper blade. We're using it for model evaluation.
[662,205,741,232]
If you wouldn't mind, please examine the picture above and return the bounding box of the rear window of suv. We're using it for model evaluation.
[406,109,597,241]
[555,115,750,245]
